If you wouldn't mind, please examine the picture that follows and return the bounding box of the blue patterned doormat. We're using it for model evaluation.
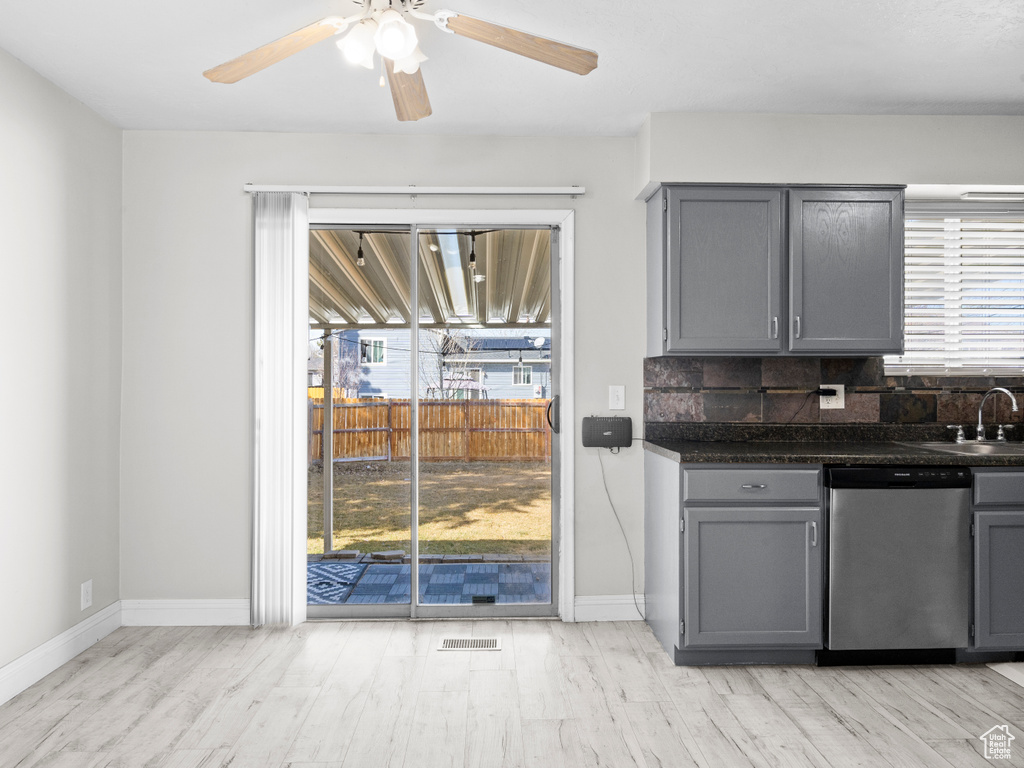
[306,562,368,605]
[307,562,551,605]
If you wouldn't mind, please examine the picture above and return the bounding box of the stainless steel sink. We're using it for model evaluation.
[900,441,1024,456]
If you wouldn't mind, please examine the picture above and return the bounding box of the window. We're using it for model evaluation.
[359,338,386,365]
[513,365,532,385]
[884,202,1024,376]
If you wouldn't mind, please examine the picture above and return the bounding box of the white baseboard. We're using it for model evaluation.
[989,662,1024,689]
[573,594,646,622]
[121,599,251,627]
[0,601,122,707]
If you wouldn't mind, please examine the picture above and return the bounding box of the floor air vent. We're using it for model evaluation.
[438,637,501,651]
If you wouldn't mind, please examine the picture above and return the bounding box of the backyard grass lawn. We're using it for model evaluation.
[307,461,551,556]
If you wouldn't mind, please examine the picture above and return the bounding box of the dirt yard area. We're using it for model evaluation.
[307,461,551,556]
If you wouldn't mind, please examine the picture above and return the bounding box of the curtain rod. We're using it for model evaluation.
[243,184,585,197]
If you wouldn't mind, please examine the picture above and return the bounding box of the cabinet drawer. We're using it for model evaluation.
[683,467,821,503]
[974,471,1024,506]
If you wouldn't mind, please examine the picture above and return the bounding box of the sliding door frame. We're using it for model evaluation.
[303,208,576,621]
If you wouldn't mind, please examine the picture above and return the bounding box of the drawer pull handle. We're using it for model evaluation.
[741,484,767,489]
[810,521,818,547]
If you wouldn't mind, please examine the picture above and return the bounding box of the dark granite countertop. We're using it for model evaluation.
[643,439,1024,466]
[642,424,1024,466]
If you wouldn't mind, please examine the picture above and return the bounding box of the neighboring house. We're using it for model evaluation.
[442,336,552,400]
[323,328,551,400]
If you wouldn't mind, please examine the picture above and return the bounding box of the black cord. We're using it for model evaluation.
[596,449,645,621]
[786,391,818,424]
[785,388,837,424]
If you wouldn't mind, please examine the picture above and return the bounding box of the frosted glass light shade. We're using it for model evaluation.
[393,47,427,75]
[338,19,378,69]
[374,9,418,60]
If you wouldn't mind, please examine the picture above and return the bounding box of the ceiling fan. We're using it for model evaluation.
[203,0,598,122]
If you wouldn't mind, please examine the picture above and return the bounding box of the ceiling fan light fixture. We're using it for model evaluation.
[338,19,378,69]
[374,9,418,60]
[393,46,427,75]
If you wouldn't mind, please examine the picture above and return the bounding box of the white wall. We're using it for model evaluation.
[120,131,647,601]
[637,112,1024,196]
[0,49,122,667]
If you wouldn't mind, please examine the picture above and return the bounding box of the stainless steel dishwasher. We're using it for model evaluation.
[826,466,972,650]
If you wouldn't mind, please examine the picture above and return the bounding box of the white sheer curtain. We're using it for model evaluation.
[252,191,309,627]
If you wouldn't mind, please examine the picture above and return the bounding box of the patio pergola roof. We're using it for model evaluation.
[309,228,552,330]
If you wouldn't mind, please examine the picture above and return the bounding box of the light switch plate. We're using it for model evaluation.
[820,384,845,410]
[609,385,625,411]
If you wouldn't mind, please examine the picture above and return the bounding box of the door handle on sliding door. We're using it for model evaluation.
[546,395,560,434]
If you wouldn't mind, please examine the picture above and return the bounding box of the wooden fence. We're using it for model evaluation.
[309,396,551,464]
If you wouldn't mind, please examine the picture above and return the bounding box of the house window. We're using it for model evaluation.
[359,338,386,365]
[513,365,533,385]
[884,203,1024,376]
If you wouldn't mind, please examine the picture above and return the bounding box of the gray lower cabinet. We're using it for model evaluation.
[683,505,822,648]
[646,183,904,356]
[972,469,1024,650]
[644,453,824,663]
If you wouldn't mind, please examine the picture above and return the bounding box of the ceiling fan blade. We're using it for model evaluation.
[444,14,597,76]
[384,60,432,122]
[203,19,341,83]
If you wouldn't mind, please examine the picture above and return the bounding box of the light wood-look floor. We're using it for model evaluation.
[2,620,1024,768]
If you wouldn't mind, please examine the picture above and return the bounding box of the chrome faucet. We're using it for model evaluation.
[977,387,1019,441]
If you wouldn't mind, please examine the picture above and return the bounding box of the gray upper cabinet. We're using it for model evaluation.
[789,188,904,354]
[647,184,905,356]
[661,187,783,354]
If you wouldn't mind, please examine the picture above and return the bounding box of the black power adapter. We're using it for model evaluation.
[581,416,633,449]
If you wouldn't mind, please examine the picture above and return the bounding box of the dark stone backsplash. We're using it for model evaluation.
[644,356,1024,434]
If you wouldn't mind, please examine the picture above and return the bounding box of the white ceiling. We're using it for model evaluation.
[1,0,1022,136]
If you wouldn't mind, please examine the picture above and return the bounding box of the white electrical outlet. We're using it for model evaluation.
[820,384,845,410]
[81,580,93,611]
[609,385,625,411]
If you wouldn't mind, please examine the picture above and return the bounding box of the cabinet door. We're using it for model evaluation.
[665,187,783,353]
[788,188,904,354]
[682,506,822,647]
[974,510,1024,649]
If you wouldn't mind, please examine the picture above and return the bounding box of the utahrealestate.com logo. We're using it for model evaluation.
[980,725,1015,760]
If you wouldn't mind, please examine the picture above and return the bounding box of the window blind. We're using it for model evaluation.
[884,202,1024,376]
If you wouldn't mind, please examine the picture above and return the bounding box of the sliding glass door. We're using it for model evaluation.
[306,222,558,618]
[307,228,413,616]
[415,227,557,617]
